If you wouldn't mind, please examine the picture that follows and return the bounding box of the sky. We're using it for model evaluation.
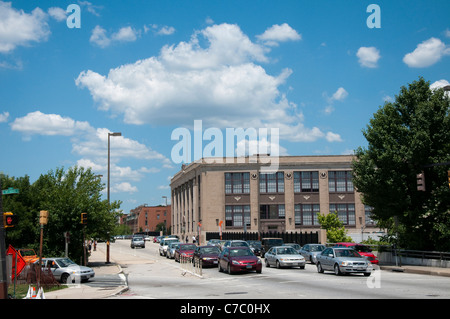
[1,0,449,215]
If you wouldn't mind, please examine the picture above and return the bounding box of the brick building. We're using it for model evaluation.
[170,155,382,244]
[124,205,171,234]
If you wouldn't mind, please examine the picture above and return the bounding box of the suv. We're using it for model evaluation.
[260,238,284,257]
[159,238,179,256]
[334,242,378,264]
[131,236,145,249]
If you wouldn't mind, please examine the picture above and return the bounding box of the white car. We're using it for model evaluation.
[40,257,95,284]
[264,246,306,269]
[159,238,179,256]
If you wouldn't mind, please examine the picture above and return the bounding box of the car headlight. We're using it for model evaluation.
[232,260,240,265]
[340,261,351,266]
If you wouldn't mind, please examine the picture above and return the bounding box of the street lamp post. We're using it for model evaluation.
[107,132,121,264]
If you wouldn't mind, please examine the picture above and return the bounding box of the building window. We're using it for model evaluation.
[294,171,319,193]
[294,204,320,225]
[225,205,251,228]
[225,172,250,194]
[260,204,285,219]
[329,203,355,225]
[328,171,354,193]
[365,206,376,226]
[259,172,284,193]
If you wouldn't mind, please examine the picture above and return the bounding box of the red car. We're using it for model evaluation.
[335,242,379,264]
[218,247,262,274]
[174,243,197,262]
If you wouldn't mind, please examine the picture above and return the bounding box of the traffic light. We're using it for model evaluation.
[3,212,18,228]
[81,212,87,225]
[416,171,426,191]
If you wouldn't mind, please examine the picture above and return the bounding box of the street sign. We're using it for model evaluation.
[2,188,19,195]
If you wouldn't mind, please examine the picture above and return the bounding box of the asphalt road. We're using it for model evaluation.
[108,239,450,299]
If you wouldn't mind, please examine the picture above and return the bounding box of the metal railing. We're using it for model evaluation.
[180,256,202,277]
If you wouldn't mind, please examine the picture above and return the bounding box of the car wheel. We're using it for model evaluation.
[310,256,314,264]
[276,260,281,269]
[334,264,342,276]
[61,273,70,284]
[317,262,324,273]
[300,265,305,270]
[227,264,233,275]
[364,272,371,277]
[265,259,270,267]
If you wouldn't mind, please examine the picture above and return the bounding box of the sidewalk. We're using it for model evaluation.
[379,263,450,277]
[43,244,128,299]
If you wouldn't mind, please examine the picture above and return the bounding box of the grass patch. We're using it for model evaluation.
[7,283,67,299]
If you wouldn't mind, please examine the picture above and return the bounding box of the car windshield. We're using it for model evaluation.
[56,258,76,268]
[200,247,220,254]
[310,245,325,252]
[231,241,248,247]
[266,239,283,245]
[276,247,297,255]
[248,242,262,248]
[133,237,143,241]
[354,245,371,252]
[335,249,361,258]
[229,249,253,257]
[180,244,196,250]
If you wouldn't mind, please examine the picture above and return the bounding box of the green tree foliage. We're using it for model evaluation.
[2,166,121,262]
[317,211,352,243]
[352,78,450,251]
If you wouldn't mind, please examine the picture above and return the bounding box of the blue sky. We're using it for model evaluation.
[1,0,449,215]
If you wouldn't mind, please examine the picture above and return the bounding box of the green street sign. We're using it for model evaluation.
[2,187,20,195]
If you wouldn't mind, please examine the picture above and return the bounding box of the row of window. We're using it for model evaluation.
[225,203,374,228]
[225,171,354,194]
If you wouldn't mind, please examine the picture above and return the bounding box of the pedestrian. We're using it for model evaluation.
[192,235,196,244]
[93,240,97,251]
[185,236,188,243]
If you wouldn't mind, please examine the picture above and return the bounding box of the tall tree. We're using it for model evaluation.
[352,78,450,250]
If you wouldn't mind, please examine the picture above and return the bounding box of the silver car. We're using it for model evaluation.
[264,246,306,269]
[159,238,179,256]
[299,244,326,264]
[40,257,95,284]
[131,236,145,249]
[316,247,372,276]
[166,242,180,259]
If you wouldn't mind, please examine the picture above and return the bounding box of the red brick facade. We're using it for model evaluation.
[124,205,171,234]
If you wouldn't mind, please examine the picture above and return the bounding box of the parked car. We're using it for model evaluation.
[334,242,379,264]
[166,242,180,259]
[131,236,145,249]
[39,257,95,284]
[283,243,301,253]
[193,245,221,267]
[247,240,262,256]
[175,243,197,262]
[159,238,179,256]
[264,246,305,269]
[299,244,326,264]
[316,247,372,276]
[222,240,250,250]
[260,238,284,257]
[218,247,262,274]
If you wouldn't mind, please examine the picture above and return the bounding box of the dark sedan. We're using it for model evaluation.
[174,243,197,262]
[218,247,262,274]
[193,245,221,267]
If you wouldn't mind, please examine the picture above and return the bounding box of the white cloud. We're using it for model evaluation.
[77,23,340,143]
[326,132,343,142]
[0,111,9,122]
[403,37,450,68]
[356,46,381,68]
[90,25,140,48]
[0,1,50,53]
[111,26,139,42]
[256,23,301,46]
[110,182,138,194]
[11,111,171,189]
[331,87,348,101]
[48,7,66,22]
[10,111,92,138]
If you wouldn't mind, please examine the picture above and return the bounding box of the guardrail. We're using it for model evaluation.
[180,255,203,277]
